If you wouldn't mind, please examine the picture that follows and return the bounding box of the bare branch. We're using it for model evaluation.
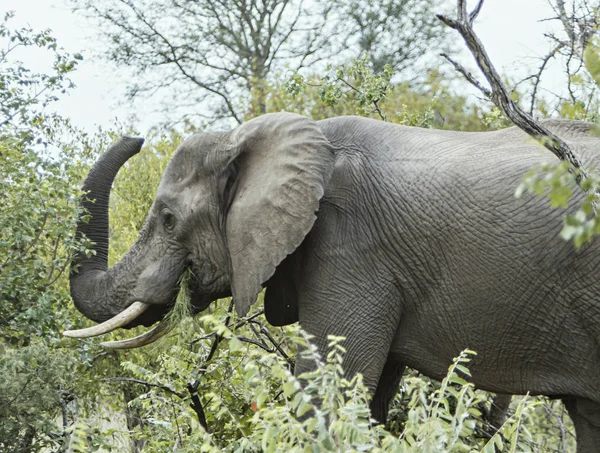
[545,402,568,453]
[186,382,208,431]
[438,1,593,184]
[555,0,577,42]
[469,0,484,24]
[528,43,565,114]
[439,53,491,98]
[248,320,294,369]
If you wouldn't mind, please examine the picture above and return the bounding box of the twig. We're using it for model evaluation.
[337,78,387,121]
[168,393,183,446]
[565,39,578,104]
[184,302,294,432]
[186,382,208,431]
[438,0,595,191]
[60,397,69,432]
[90,351,115,363]
[468,0,484,24]
[519,43,565,114]
[102,377,185,399]
[237,335,275,352]
[440,53,491,97]
[188,308,264,345]
[43,253,71,289]
[249,320,294,370]
[183,300,235,431]
[545,402,568,453]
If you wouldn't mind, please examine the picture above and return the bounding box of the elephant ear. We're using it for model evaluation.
[226,112,334,317]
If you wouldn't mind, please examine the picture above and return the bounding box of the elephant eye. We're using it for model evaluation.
[162,210,176,231]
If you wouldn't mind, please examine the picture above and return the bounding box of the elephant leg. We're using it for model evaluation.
[293,231,403,419]
[293,332,391,397]
[293,345,395,425]
[294,292,400,419]
[370,356,405,424]
[563,397,600,453]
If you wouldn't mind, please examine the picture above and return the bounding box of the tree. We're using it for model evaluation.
[0,13,109,452]
[333,0,454,74]
[73,0,334,125]
[72,0,455,126]
[515,0,600,119]
[0,11,82,143]
[0,116,91,453]
[279,68,493,130]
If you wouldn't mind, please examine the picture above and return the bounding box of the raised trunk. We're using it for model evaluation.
[70,137,144,323]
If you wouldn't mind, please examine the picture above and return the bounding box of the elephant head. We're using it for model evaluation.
[64,113,334,346]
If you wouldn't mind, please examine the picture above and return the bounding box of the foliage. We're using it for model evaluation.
[282,63,496,131]
[0,342,83,453]
[584,36,600,88]
[86,314,575,453]
[516,159,600,247]
[0,15,113,452]
[312,57,395,120]
[0,11,82,143]
[0,140,90,339]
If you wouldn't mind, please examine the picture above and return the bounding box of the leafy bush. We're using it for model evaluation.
[85,296,574,452]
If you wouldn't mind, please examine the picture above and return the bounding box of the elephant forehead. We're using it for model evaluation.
[166,132,231,178]
[180,131,226,153]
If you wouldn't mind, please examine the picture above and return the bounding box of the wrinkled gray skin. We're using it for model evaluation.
[71,113,600,452]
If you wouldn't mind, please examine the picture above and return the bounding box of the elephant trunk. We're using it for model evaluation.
[69,137,144,323]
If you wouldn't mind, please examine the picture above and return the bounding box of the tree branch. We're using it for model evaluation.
[439,53,491,98]
[248,320,294,370]
[545,402,568,453]
[438,0,594,189]
[336,77,388,121]
[186,382,208,431]
[102,377,186,399]
[527,43,565,114]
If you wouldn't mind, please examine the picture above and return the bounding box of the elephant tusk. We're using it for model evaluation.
[63,302,150,338]
[99,321,172,349]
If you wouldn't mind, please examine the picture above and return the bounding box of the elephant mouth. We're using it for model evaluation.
[63,269,221,349]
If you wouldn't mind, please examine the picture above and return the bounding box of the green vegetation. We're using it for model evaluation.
[2,2,599,452]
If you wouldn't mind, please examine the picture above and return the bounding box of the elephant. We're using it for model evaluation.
[64,112,600,451]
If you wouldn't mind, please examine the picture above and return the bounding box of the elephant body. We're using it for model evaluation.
[68,114,600,451]
[301,117,599,393]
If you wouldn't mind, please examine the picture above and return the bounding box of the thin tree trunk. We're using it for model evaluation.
[123,386,147,453]
[17,426,36,453]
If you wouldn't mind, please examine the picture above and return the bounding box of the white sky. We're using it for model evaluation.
[3,0,560,135]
